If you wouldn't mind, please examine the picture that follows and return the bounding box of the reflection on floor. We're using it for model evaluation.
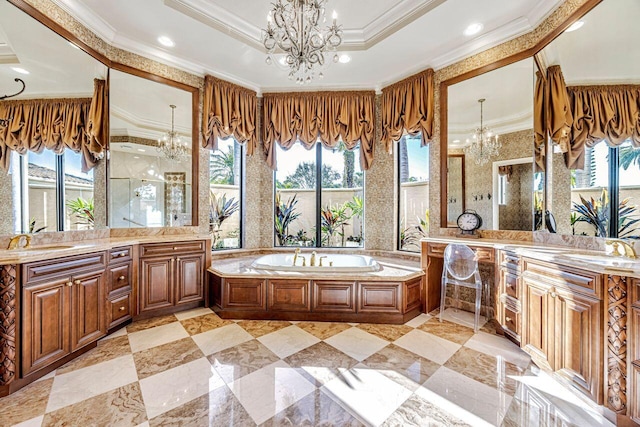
[2,308,614,427]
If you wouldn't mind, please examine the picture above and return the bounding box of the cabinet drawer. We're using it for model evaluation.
[109,293,132,328]
[140,241,205,257]
[502,268,519,299]
[427,243,446,257]
[500,250,520,271]
[358,282,401,313]
[503,305,519,337]
[522,258,602,299]
[108,263,131,294]
[268,280,311,312]
[23,252,107,284]
[109,246,132,264]
[427,243,494,263]
[631,278,640,308]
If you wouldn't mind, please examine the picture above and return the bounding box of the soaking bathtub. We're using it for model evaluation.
[251,253,381,273]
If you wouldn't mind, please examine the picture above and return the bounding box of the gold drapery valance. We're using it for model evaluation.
[202,75,257,155]
[498,165,513,182]
[545,65,573,153]
[565,84,640,169]
[0,78,107,172]
[380,69,434,152]
[533,71,546,172]
[262,90,375,170]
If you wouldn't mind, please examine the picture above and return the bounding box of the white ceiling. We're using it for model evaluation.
[49,0,563,92]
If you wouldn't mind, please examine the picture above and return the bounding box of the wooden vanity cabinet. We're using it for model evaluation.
[22,253,107,376]
[521,258,603,404]
[497,250,522,344]
[106,246,134,330]
[138,241,206,315]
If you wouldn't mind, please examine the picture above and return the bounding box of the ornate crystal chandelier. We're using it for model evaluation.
[262,0,343,84]
[158,104,188,161]
[465,98,501,166]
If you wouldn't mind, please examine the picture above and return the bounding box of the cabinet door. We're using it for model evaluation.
[22,280,71,375]
[223,278,266,310]
[313,282,355,312]
[358,282,401,313]
[140,257,174,312]
[522,276,553,370]
[175,254,205,305]
[71,270,106,351]
[268,280,311,312]
[554,289,603,404]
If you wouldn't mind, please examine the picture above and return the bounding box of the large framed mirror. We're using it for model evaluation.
[442,58,535,231]
[108,67,199,228]
[536,0,640,240]
[0,0,108,235]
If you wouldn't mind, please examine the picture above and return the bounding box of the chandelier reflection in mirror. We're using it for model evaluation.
[262,0,343,84]
[157,104,188,161]
[465,98,501,166]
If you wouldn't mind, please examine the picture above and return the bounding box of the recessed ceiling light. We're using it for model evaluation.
[133,156,140,159]
[463,23,483,36]
[157,36,175,47]
[565,21,584,32]
[137,148,146,152]
[338,54,351,64]
[11,67,29,75]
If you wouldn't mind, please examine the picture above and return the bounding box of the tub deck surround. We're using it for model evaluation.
[209,253,424,325]
[0,234,211,397]
[422,235,640,423]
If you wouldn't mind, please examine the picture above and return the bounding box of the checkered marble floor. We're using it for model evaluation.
[2,308,614,427]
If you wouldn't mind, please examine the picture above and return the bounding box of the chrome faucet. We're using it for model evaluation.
[319,256,328,266]
[7,234,31,250]
[605,239,637,259]
[310,251,317,266]
[293,248,301,266]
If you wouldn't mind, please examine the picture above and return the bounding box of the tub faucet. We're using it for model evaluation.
[298,256,307,266]
[605,239,637,259]
[7,234,31,250]
[310,251,317,266]
[319,256,328,266]
[293,248,301,266]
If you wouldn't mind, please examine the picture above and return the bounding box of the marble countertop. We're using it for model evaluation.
[422,236,640,277]
[209,254,424,281]
[0,234,211,264]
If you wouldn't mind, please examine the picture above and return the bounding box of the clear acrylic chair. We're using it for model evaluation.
[440,243,482,333]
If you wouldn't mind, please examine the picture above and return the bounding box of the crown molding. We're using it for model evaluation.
[448,109,533,141]
[50,0,116,42]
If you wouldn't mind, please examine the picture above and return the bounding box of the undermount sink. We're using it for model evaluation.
[20,245,75,251]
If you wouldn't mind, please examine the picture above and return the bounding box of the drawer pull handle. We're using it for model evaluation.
[118,275,126,281]
[505,316,512,322]
[74,280,81,285]
[173,246,178,250]
[119,252,126,257]
[176,257,181,261]
[119,306,126,312]
[550,291,557,298]
[66,281,73,287]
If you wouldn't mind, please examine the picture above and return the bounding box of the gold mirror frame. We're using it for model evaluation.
[439,0,603,229]
[6,0,200,228]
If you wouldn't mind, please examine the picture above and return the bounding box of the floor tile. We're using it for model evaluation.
[356,323,413,341]
[237,320,292,338]
[324,327,388,361]
[127,315,178,333]
[46,355,138,413]
[179,313,233,335]
[361,343,440,391]
[381,393,472,427]
[57,335,131,375]
[42,382,146,426]
[100,325,128,340]
[295,321,353,340]
[260,389,364,427]
[128,322,189,353]
[422,366,512,426]
[284,342,358,385]
[139,357,225,419]
[1,378,53,426]
[173,307,214,321]
[438,308,487,330]
[148,384,253,427]
[465,331,531,369]
[404,313,431,328]
[208,339,281,384]
[258,325,320,359]
[12,415,44,427]
[229,360,316,425]
[192,323,254,356]
[321,365,412,426]
[393,329,460,365]
[133,337,204,379]
[417,318,475,345]
[445,347,526,396]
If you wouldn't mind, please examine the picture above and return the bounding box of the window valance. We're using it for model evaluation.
[380,69,434,153]
[0,78,107,172]
[262,90,375,170]
[202,75,257,155]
